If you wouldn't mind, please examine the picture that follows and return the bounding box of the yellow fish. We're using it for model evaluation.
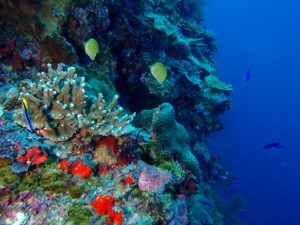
[149,62,167,84]
[84,38,99,60]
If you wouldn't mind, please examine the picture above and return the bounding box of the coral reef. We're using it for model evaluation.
[0,0,242,224]
[0,0,233,144]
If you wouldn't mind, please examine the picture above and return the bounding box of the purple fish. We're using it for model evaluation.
[243,67,251,82]
[260,142,283,149]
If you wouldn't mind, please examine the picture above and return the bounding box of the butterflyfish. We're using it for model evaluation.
[149,62,168,84]
[21,97,34,132]
[84,38,99,60]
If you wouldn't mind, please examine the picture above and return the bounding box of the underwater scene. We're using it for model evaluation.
[1,0,299,225]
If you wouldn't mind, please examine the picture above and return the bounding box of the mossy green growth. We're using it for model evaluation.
[44,154,57,165]
[40,163,71,194]
[142,140,184,177]
[68,203,93,225]
[68,184,86,199]
[18,171,39,191]
[0,158,18,186]
[158,160,185,178]
[0,158,19,201]
[40,163,91,198]
[141,140,170,166]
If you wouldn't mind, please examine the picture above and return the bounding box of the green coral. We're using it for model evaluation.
[68,184,86,199]
[142,140,185,178]
[0,161,88,201]
[0,158,18,186]
[134,103,202,180]
[68,203,93,225]
[18,171,39,191]
[40,164,71,193]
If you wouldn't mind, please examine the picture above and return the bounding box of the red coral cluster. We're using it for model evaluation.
[95,136,119,155]
[71,161,92,179]
[59,160,92,179]
[17,146,47,165]
[91,194,124,225]
[59,159,69,171]
[93,136,139,175]
[93,136,121,175]
[124,176,134,185]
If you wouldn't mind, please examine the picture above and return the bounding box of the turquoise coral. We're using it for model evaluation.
[134,103,202,180]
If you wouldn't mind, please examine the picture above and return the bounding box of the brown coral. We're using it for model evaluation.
[15,63,85,141]
[14,64,136,142]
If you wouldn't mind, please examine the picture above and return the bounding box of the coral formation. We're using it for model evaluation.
[138,163,172,193]
[124,175,134,185]
[14,63,86,141]
[134,102,202,180]
[91,194,124,225]
[14,63,136,141]
[70,161,92,179]
[17,146,47,165]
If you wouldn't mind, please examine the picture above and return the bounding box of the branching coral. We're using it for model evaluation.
[83,94,136,137]
[15,63,86,141]
[14,64,135,141]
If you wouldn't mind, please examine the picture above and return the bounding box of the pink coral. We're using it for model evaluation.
[17,146,47,165]
[138,166,172,193]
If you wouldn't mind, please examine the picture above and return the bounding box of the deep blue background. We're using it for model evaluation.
[204,0,300,224]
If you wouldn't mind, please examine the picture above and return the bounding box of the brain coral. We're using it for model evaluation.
[134,103,202,180]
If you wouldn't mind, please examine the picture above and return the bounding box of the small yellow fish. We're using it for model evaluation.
[149,62,167,84]
[84,38,99,60]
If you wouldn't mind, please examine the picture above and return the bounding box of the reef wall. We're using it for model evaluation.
[0,0,243,224]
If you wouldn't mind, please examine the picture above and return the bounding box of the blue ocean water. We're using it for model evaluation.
[204,0,300,224]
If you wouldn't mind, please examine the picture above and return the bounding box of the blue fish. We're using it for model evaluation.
[243,67,251,82]
[21,97,34,132]
[260,142,283,149]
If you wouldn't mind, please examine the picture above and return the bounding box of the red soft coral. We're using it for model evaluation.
[107,210,124,225]
[71,161,92,179]
[91,194,116,216]
[91,194,124,225]
[124,176,134,185]
[59,159,69,171]
[17,146,47,165]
